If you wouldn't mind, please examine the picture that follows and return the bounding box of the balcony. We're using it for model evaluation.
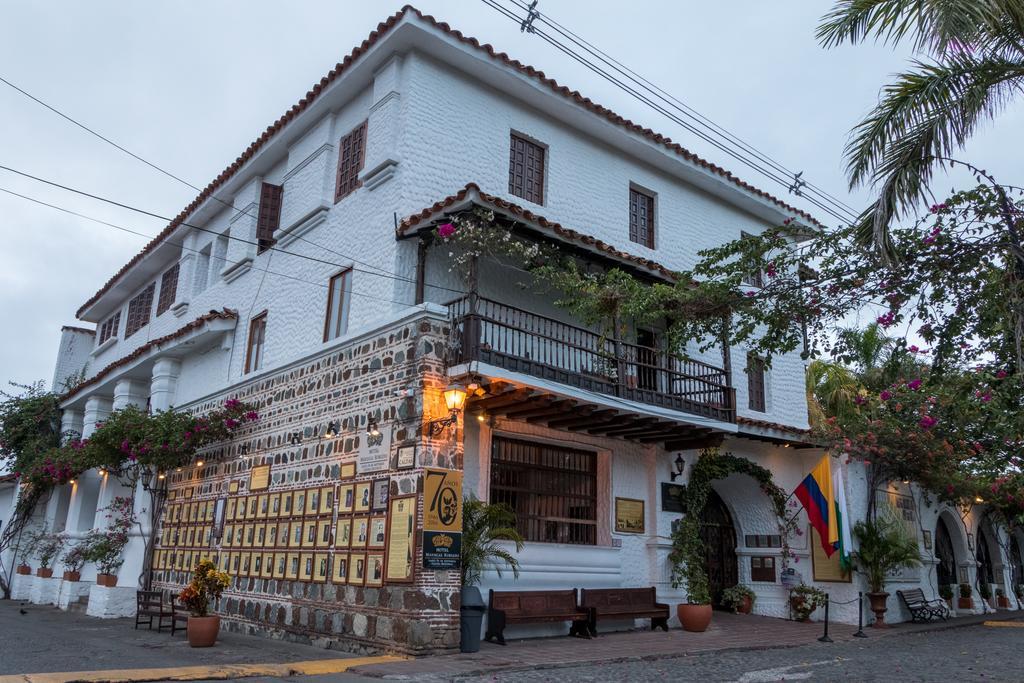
[447,296,736,424]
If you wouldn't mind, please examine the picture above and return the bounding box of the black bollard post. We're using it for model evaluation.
[853,591,868,638]
[818,594,834,643]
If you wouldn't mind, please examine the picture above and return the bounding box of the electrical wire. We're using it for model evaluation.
[482,0,860,225]
[0,162,467,297]
[0,74,459,291]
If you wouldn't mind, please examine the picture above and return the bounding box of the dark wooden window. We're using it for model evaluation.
[156,263,179,316]
[747,353,766,412]
[124,284,155,338]
[745,534,782,548]
[740,232,764,287]
[256,183,283,253]
[245,312,267,374]
[490,436,597,545]
[629,187,655,248]
[98,311,120,345]
[508,133,545,204]
[334,122,367,202]
[323,269,352,342]
[751,556,776,582]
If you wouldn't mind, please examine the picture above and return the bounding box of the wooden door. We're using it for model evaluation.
[936,517,957,588]
[700,490,738,608]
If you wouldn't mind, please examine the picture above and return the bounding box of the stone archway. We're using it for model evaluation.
[700,489,738,609]
[935,515,959,589]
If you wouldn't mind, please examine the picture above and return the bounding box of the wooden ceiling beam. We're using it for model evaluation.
[663,432,725,452]
[504,399,576,420]
[545,409,619,429]
[470,388,536,411]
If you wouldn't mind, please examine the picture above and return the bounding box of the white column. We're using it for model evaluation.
[112,378,148,412]
[82,396,113,438]
[60,409,84,444]
[150,358,181,412]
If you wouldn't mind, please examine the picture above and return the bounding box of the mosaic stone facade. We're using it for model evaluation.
[151,310,462,654]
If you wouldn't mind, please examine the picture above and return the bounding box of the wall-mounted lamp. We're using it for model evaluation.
[429,384,467,436]
[196,459,204,467]
[367,421,381,438]
[69,479,76,485]
[325,421,339,439]
[288,431,302,445]
[669,454,685,482]
[975,496,985,504]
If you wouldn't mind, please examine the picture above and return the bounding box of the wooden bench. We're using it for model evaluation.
[484,589,590,645]
[580,587,670,636]
[897,588,950,622]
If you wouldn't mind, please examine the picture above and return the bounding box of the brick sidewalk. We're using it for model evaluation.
[350,610,1023,680]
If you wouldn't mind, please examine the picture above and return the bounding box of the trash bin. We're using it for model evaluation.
[460,587,487,653]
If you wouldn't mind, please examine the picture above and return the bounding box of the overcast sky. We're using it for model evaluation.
[1,1,1021,391]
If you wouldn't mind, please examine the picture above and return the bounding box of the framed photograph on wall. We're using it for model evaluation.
[394,445,416,470]
[333,553,349,584]
[923,530,933,550]
[318,486,335,515]
[349,552,366,585]
[614,497,645,534]
[372,479,390,512]
[335,518,352,548]
[286,552,300,580]
[340,462,356,480]
[365,553,385,587]
[354,482,371,513]
[351,516,369,549]
[368,516,387,549]
[299,552,314,581]
[315,553,330,583]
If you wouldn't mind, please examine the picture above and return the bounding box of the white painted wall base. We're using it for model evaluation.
[57,579,92,610]
[86,585,136,618]
[10,572,33,601]
[28,576,60,606]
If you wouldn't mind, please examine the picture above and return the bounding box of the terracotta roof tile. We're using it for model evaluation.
[61,308,237,402]
[737,415,811,436]
[398,183,676,279]
[77,5,821,319]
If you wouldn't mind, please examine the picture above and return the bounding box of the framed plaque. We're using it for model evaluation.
[614,497,645,534]
[395,445,416,470]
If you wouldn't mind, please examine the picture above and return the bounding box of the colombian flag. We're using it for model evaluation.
[794,455,839,557]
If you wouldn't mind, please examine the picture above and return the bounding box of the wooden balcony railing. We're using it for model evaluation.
[447,296,736,423]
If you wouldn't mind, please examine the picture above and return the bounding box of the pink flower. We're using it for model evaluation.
[766,263,777,278]
[880,390,893,401]
[907,379,922,391]
[245,411,259,421]
[437,222,456,238]
[909,345,919,353]
[745,291,756,297]
[876,312,896,328]
[996,370,1008,379]
[919,415,937,430]
[225,398,241,409]
[225,418,239,429]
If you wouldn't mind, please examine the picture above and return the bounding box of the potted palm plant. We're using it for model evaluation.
[958,583,973,610]
[853,514,921,627]
[460,497,524,653]
[721,584,756,614]
[179,559,230,647]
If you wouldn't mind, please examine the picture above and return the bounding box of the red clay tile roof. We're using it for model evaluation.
[77,5,821,319]
[61,309,237,403]
[398,183,676,279]
[737,416,811,436]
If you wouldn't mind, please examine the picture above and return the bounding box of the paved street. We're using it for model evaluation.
[454,623,1024,682]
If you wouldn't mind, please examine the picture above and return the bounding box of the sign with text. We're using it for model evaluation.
[357,427,392,473]
[422,530,461,570]
[423,468,462,533]
[249,465,270,491]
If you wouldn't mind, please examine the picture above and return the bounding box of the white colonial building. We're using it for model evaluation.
[4,6,1021,652]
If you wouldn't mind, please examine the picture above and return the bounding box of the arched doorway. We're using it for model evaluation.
[976,527,995,587]
[936,517,958,588]
[700,489,738,608]
[1011,536,1024,589]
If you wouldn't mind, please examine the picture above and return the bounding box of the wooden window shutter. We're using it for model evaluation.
[629,188,655,248]
[125,283,155,338]
[98,311,121,345]
[156,263,180,316]
[508,134,545,205]
[334,122,367,202]
[257,183,283,253]
[747,353,766,412]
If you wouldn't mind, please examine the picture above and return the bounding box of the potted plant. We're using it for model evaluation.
[790,584,827,621]
[996,587,1010,609]
[939,584,954,609]
[978,582,992,607]
[82,528,129,587]
[669,512,713,632]
[1015,584,1024,605]
[721,584,756,614]
[62,543,87,582]
[460,498,524,653]
[852,514,921,627]
[35,531,65,578]
[14,531,40,575]
[179,559,230,647]
[958,583,973,610]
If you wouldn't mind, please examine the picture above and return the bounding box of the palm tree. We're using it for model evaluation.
[806,358,861,427]
[460,497,525,587]
[835,323,896,388]
[817,0,1024,255]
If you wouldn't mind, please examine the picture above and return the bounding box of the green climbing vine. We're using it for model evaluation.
[669,448,795,604]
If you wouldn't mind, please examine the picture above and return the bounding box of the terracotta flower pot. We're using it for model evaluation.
[958,597,973,610]
[187,615,221,648]
[790,596,811,622]
[63,570,81,582]
[16,565,32,576]
[867,591,889,628]
[736,595,753,614]
[96,573,118,587]
[998,596,1010,609]
[677,603,713,633]
[36,567,53,578]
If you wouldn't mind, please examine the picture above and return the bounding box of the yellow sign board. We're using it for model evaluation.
[249,465,271,491]
[423,468,462,532]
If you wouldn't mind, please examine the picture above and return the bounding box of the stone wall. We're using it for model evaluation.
[151,307,462,654]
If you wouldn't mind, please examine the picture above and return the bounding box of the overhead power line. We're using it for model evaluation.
[481,0,861,225]
[0,163,466,297]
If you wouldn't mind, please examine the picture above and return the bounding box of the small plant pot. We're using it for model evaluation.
[96,573,118,588]
[998,596,1010,609]
[187,615,221,648]
[677,603,713,632]
[867,591,889,628]
[790,596,811,622]
[36,567,53,578]
[63,571,81,582]
[16,565,32,576]
[958,597,973,610]
[735,596,753,614]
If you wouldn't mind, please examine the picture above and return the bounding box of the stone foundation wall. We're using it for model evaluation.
[151,308,461,654]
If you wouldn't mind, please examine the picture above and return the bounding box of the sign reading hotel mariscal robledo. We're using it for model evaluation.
[422,468,462,570]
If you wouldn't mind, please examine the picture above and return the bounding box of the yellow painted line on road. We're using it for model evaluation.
[0,656,405,683]
[983,620,1024,628]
